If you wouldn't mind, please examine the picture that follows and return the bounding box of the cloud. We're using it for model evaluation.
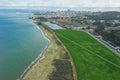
[0,0,120,7]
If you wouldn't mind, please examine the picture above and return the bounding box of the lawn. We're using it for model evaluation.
[55,30,120,80]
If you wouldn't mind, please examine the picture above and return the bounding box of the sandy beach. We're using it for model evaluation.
[22,23,76,80]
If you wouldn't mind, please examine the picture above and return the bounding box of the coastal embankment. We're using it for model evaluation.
[22,22,75,80]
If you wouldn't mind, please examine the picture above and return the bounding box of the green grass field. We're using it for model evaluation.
[55,30,120,80]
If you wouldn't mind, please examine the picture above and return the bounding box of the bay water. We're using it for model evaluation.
[0,13,49,80]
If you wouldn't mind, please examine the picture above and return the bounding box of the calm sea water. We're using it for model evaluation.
[0,13,49,80]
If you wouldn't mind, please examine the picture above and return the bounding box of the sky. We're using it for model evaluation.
[0,0,120,8]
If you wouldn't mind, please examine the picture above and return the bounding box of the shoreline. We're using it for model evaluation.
[18,44,49,80]
[22,21,75,80]
[17,21,50,80]
[31,20,50,42]
[22,23,54,80]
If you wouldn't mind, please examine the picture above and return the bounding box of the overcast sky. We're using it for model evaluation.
[0,0,120,7]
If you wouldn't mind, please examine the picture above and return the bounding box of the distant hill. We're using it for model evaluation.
[87,11,120,20]
[100,11,120,20]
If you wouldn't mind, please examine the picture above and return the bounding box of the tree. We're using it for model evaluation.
[94,21,105,33]
[87,26,90,29]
